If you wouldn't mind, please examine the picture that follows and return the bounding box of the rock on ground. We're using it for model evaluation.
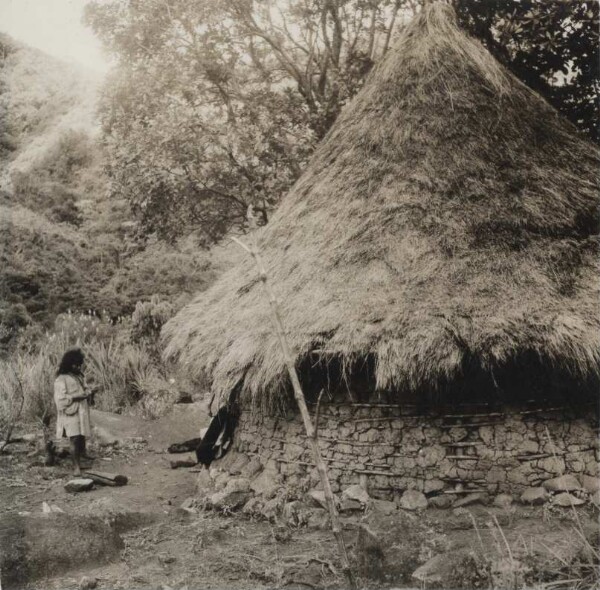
[520,487,549,505]
[493,494,514,508]
[64,478,94,493]
[543,475,581,492]
[552,492,586,507]
[399,489,428,511]
[341,484,370,505]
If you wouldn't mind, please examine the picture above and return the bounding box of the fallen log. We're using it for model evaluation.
[83,471,128,487]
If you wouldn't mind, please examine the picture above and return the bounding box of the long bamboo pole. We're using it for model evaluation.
[232,234,357,590]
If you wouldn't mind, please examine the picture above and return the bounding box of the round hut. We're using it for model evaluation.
[164,4,599,500]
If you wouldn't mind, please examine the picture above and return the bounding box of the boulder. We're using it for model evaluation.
[453,492,489,508]
[543,475,581,493]
[429,494,454,509]
[520,487,549,505]
[341,484,370,505]
[552,492,585,507]
[492,494,514,509]
[399,489,428,511]
[261,496,285,521]
[228,453,250,475]
[240,457,263,479]
[209,487,253,511]
[581,475,600,494]
[64,479,94,493]
[224,477,251,493]
[282,501,314,527]
[250,468,281,499]
[213,471,230,490]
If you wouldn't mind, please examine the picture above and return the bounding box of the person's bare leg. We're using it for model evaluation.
[70,435,82,476]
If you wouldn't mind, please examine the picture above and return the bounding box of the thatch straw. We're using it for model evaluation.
[163,4,600,409]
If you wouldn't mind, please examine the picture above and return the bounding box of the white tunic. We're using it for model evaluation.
[54,374,91,438]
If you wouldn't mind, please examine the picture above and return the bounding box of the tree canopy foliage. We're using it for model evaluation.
[85,0,599,244]
[85,0,414,243]
[455,0,599,144]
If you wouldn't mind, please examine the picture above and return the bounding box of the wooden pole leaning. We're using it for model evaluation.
[231,233,357,590]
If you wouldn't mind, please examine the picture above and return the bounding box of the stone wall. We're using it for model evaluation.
[232,400,599,500]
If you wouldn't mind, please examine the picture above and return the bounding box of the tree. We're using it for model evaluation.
[85,0,415,244]
[454,0,599,143]
[86,0,598,244]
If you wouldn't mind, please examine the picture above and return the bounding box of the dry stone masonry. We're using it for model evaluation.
[230,399,599,500]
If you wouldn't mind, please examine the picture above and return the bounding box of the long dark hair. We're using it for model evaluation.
[57,348,85,377]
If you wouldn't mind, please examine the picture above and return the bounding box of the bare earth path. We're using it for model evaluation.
[0,405,344,590]
[1,404,597,590]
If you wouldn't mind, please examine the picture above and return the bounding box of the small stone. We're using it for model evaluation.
[520,487,549,505]
[493,493,514,509]
[590,490,600,507]
[180,497,197,513]
[224,477,251,493]
[341,484,370,504]
[543,475,581,492]
[452,492,488,508]
[429,494,454,509]
[79,576,98,590]
[399,489,428,511]
[64,478,94,493]
[581,475,600,494]
[552,492,585,507]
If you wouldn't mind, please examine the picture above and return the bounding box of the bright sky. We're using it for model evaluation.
[0,0,111,74]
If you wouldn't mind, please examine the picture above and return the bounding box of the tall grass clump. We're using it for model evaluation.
[0,307,181,440]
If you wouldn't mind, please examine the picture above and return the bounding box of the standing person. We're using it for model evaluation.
[54,348,92,476]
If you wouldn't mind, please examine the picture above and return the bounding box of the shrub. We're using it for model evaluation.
[131,295,173,345]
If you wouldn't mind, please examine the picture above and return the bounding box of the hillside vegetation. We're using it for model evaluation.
[0,33,214,355]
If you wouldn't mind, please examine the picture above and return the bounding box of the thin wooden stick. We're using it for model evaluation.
[313,389,325,441]
[232,232,357,590]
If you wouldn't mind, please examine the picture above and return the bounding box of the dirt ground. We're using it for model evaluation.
[1,405,598,590]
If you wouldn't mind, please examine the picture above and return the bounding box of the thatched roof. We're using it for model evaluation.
[163,3,600,407]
